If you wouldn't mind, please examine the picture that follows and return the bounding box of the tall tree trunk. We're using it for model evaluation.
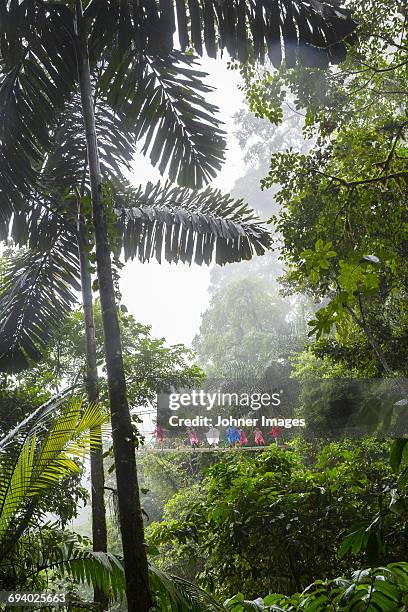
[344,303,408,400]
[77,209,108,610]
[344,304,395,377]
[74,3,151,611]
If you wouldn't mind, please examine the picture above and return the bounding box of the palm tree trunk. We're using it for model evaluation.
[77,209,108,610]
[74,3,151,611]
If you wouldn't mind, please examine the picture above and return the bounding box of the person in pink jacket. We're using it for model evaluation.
[152,426,166,449]
[269,426,282,446]
[187,427,199,449]
[239,429,248,446]
[254,427,265,446]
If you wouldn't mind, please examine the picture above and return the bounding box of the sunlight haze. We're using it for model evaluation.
[121,58,246,347]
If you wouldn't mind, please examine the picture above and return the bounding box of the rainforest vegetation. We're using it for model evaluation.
[0,0,407,610]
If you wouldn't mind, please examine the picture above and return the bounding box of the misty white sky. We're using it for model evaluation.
[120,57,249,348]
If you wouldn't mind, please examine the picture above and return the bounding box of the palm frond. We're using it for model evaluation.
[0,435,36,537]
[0,399,109,545]
[44,545,126,600]
[42,92,138,196]
[86,0,356,69]
[0,0,356,237]
[41,549,220,608]
[0,220,80,373]
[100,51,225,189]
[0,388,75,452]
[33,401,109,494]
[9,189,78,250]
[115,181,273,265]
[150,564,223,611]
[0,0,77,239]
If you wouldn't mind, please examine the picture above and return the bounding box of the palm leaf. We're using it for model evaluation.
[86,0,356,68]
[0,221,80,373]
[150,564,223,611]
[0,399,109,545]
[44,545,126,600]
[100,51,225,189]
[33,401,109,494]
[0,388,75,452]
[41,549,221,608]
[115,181,273,265]
[0,0,356,237]
[0,0,77,239]
[42,92,138,196]
[0,434,36,537]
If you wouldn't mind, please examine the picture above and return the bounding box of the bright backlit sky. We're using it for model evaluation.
[120,57,247,348]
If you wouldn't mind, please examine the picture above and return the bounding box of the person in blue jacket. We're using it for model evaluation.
[226,425,240,446]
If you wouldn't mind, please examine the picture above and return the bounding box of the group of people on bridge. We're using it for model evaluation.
[151,425,283,449]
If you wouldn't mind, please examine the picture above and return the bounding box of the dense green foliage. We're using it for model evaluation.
[225,563,408,611]
[0,401,226,610]
[2,303,204,458]
[10,302,204,412]
[147,440,408,600]
[0,396,124,597]
[238,0,407,379]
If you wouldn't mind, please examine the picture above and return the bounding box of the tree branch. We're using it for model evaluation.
[312,169,408,188]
